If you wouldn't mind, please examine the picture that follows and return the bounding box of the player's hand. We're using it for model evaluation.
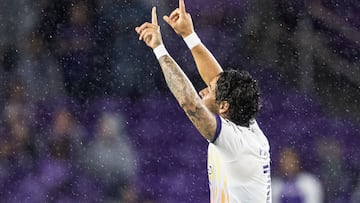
[163,0,194,38]
[135,7,163,49]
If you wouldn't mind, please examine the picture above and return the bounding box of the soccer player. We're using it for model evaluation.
[135,1,271,202]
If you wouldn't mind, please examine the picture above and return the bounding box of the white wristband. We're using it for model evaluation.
[183,32,202,49]
[153,44,169,59]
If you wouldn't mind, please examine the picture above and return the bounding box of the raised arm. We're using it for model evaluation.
[135,7,217,141]
[163,0,223,85]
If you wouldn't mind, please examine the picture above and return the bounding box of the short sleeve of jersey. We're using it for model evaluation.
[208,115,246,159]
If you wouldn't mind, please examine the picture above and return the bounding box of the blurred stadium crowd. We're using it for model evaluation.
[0,0,359,202]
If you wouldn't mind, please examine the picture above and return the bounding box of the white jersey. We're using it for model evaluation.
[207,115,271,203]
[271,172,324,203]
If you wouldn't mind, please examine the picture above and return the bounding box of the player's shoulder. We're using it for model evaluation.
[218,116,233,126]
[218,116,243,133]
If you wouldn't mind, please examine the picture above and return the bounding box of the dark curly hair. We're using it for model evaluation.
[215,70,260,126]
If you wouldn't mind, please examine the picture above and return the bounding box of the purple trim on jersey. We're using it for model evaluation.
[211,114,222,143]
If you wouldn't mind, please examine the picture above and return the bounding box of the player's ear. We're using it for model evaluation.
[219,101,229,114]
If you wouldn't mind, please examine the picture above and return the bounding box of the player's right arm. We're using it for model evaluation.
[163,0,223,85]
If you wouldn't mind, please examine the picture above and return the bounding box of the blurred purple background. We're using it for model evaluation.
[0,0,359,202]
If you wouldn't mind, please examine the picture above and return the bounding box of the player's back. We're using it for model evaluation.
[208,116,271,203]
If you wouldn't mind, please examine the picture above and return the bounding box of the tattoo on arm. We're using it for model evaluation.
[158,56,216,140]
[185,104,215,139]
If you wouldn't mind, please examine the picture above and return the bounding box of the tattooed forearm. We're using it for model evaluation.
[157,55,216,140]
[158,55,196,104]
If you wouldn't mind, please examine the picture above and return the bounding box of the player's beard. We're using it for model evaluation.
[204,100,220,115]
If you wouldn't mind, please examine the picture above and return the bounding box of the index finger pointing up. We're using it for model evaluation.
[152,7,158,25]
[179,0,186,13]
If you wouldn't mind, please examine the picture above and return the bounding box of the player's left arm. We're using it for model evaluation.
[158,55,217,141]
[135,7,217,141]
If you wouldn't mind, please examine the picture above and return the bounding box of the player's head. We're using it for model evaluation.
[199,70,260,126]
[279,147,300,177]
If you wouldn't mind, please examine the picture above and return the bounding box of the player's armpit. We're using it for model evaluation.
[180,98,217,141]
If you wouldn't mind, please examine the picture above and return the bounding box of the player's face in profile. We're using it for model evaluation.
[199,77,219,114]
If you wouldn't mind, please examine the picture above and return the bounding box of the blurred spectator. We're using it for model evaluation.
[4,105,99,202]
[272,147,324,203]
[49,106,85,157]
[33,106,96,202]
[17,34,65,103]
[0,79,38,201]
[1,79,36,162]
[56,0,98,101]
[351,177,360,203]
[0,0,40,47]
[81,111,137,202]
[315,137,351,202]
[93,0,159,98]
